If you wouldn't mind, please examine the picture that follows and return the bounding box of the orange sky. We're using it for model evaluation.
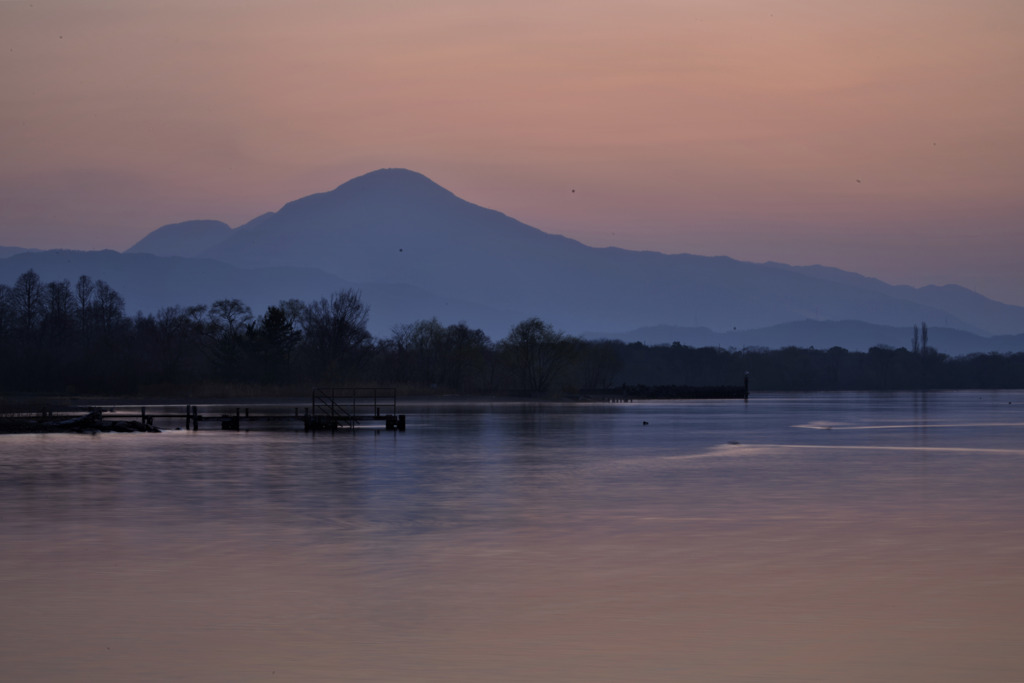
[2,0,1022,304]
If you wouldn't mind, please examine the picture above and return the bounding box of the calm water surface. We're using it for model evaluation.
[2,391,1023,682]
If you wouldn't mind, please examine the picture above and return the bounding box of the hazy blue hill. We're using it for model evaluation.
[0,249,517,337]
[0,249,345,313]
[106,167,1024,340]
[763,262,1024,336]
[570,247,980,334]
[736,320,1023,355]
[0,246,37,258]
[202,169,583,296]
[589,319,1024,355]
[185,168,1024,336]
[126,219,233,258]
[904,284,1024,336]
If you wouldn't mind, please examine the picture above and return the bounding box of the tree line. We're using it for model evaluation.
[2,269,1023,397]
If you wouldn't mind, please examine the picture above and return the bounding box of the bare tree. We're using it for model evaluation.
[500,317,580,394]
[93,280,126,335]
[0,284,13,341]
[250,305,301,383]
[208,299,253,338]
[70,275,94,338]
[43,279,76,344]
[12,269,43,334]
[299,290,371,382]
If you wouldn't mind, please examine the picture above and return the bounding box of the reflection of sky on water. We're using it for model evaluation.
[3,392,1024,539]
[3,391,1024,681]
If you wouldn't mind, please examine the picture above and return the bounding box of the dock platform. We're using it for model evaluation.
[3,388,406,433]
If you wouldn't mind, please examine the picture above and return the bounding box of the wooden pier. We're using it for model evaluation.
[304,387,405,432]
[14,388,407,433]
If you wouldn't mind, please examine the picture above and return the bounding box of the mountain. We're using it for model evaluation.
[10,166,1019,347]
[0,249,518,337]
[587,320,1024,355]
[124,168,1024,337]
[125,220,233,258]
[0,246,38,259]
[0,249,350,313]
[762,263,1024,336]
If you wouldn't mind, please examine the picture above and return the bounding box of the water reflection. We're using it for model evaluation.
[2,391,1024,681]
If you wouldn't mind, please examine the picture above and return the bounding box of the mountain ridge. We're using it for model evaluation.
[126,219,232,259]
[584,319,1024,355]
[9,167,1020,344]
[0,249,522,338]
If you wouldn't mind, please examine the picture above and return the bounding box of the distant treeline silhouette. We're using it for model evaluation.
[2,269,1023,397]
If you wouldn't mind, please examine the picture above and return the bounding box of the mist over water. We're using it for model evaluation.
[2,392,1023,682]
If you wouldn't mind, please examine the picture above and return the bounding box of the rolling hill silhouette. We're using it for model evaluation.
[4,168,1024,349]
[189,168,1023,337]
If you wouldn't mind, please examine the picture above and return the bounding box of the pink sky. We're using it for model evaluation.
[2,0,1022,305]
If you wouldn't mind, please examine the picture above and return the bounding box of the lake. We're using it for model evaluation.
[2,391,1023,682]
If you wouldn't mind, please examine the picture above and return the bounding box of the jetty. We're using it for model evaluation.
[0,388,406,433]
[179,387,405,432]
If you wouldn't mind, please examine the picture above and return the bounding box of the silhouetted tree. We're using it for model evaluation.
[135,305,210,386]
[249,305,301,383]
[387,318,492,391]
[208,298,253,338]
[92,280,126,336]
[276,298,307,328]
[390,318,446,387]
[12,269,43,336]
[0,284,13,343]
[575,339,624,390]
[72,275,95,340]
[206,299,254,380]
[42,279,75,343]
[500,317,580,394]
[4,267,1024,396]
[298,290,371,382]
[444,322,492,392]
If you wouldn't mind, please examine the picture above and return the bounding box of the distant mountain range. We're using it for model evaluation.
[587,320,1024,356]
[3,167,1024,354]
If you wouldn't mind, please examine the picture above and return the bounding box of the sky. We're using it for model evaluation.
[2,0,1023,305]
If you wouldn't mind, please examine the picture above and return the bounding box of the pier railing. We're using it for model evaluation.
[0,389,405,432]
[310,387,399,430]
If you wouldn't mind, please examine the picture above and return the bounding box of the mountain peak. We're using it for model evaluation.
[328,168,457,202]
[346,167,435,185]
[253,168,462,225]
